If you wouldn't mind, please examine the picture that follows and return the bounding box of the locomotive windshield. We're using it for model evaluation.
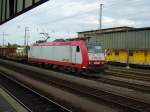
[87,43,104,53]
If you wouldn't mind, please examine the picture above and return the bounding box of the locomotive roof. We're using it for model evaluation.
[32,40,85,46]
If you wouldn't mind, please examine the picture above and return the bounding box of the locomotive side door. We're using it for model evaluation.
[71,46,76,63]
[71,46,82,64]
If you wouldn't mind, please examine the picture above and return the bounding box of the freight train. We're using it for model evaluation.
[0,40,107,75]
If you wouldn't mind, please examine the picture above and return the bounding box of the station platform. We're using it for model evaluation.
[0,87,28,112]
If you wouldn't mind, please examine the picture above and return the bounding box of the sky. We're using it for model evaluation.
[0,0,150,45]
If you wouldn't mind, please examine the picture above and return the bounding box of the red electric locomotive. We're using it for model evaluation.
[28,40,107,74]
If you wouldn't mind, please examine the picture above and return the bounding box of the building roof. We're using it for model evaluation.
[78,26,150,34]
[78,26,135,34]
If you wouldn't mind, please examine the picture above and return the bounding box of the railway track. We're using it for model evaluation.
[30,61,150,93]
[0,59,150,112]
[0,72,71,112]
[102,68,150,92]
[6,58,150,91]
[35,63,150,93]
[2,58,150,94]
[96,76,150,93]
[106,69,150,82]
[23,60,150,93]
[109,66,150,76]
[109,65,150,73]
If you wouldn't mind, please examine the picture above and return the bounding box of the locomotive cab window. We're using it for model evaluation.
[87,43,104,53]
[76,46,80,52]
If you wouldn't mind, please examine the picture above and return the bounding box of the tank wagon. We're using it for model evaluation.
[28,40,106,73]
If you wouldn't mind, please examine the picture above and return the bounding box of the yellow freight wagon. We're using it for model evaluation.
[106,49,150,66]
[106,49,127,64]
[128,50,145,65]
[106,49,116,62]
[146,51,150,65]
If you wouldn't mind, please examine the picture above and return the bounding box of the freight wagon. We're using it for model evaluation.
[0,48,16,57]
[106,49,150,66]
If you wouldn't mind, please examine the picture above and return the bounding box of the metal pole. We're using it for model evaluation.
[95,3,103,44]
[126,48,130,68]
[2,32,8,47]
[2,32,4,47]
[126,29,130,69]
[24,27,29,54]
[26,29,30,47]
[24,27,28,46]
[100,4,104,30]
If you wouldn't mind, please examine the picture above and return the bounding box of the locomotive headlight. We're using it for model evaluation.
[101,62,104,64]
[94,62,100,64]
[89,61,93,64]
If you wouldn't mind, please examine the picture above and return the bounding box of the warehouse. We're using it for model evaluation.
[78,26,150,66]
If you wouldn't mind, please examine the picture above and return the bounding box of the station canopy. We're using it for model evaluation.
[0,0,48,25]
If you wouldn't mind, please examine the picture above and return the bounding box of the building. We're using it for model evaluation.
[78,26,150,50]
[77,26,150,66]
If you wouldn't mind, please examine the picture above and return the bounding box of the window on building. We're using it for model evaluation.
[107,53,110,56]
[144,51,148,57]
[129,51,133,56]
[115,51,119,56]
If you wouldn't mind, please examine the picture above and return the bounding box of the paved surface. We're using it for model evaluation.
[0,87,28,112]
[0,88,16,112]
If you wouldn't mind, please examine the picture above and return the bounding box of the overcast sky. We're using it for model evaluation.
[0,0,150,45]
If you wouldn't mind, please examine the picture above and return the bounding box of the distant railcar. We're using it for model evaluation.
[28,41,107,74]
[0,48,16,57]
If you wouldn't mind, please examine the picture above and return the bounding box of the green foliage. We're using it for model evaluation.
[7,43,22,48]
